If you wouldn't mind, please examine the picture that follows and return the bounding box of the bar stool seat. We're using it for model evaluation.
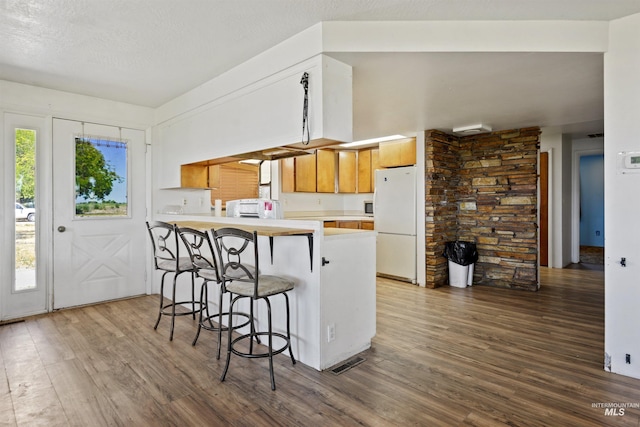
[213,227,296,390]
[225,275,294,297]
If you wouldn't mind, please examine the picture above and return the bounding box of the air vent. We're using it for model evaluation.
[452,124,492,136]
[331,357,365,375]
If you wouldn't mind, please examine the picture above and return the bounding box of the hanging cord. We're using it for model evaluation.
[300,72,310,145]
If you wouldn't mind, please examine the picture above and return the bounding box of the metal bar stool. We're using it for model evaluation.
[212,227,296,390]
[146,221,202,341]
[177,226,253,359]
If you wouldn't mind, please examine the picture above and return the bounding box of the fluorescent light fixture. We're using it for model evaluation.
[452,124,492,135]
[340,134,406,148]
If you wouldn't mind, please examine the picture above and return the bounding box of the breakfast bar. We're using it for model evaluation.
[173,220,315,271]
[154,214,377,371]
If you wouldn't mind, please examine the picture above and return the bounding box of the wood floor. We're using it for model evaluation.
[2,267,640,426]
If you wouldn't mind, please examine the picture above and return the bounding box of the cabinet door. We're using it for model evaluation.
[361,221,374,230]
[400,138,417,166]
[357,149,372,193]
[180,164,209,188]
[295,153,317,192]
[337,220,360,229]
[371,148,380,189]
[280,158,295,192]
[316,149,336,193]
[338,151,356,193]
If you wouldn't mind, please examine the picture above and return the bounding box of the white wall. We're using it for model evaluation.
[280,192,369,215]
[152,54,352,217]
[540,127,573,268]
[561,134,573,265]
[604,12,640,379]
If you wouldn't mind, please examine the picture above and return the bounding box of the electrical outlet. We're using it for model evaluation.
[181,198,187,206]
[626,354,631,364]
[327,324,335,342]
[317,198,322,205]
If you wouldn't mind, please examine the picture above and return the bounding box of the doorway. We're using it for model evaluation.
[540,151,549,267]
[578,154,604,265]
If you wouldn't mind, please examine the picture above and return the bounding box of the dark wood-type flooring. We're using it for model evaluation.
[580,245,605,265]
[2,267,640,426]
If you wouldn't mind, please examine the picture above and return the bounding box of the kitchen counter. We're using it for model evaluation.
[152,214,376,371]
[288,215,373,222]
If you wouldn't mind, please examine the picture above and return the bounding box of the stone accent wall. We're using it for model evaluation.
[424,128,540,291]
[425,130,460,288]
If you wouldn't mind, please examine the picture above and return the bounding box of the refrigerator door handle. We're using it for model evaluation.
[373,188,377,214]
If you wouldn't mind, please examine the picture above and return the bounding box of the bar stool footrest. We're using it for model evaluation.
[160,301,205,317]
[200,311,251,332]
[230,332,290,359]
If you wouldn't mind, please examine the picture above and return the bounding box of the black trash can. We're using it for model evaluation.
[443,241,478,287]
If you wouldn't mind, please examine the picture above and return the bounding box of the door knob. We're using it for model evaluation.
[322,257,330,266]
[57,226,66,232]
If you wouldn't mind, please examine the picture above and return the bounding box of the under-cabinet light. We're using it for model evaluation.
[340,134,407,148]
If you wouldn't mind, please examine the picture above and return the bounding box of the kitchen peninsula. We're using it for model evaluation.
[154,213,376,371]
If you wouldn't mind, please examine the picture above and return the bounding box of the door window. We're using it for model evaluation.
[75,137,128,218]
[15,128,37,291]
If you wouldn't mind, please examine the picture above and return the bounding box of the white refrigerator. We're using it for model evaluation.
[374,166,417,283]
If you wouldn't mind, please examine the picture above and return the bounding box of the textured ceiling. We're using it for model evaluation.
[1,0,639,138]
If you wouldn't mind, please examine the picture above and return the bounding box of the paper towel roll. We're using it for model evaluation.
[215,199,222,217]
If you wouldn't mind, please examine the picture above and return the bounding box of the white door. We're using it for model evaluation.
[52,119,147,309]
[376,233,417,282]
[374,166,416,235]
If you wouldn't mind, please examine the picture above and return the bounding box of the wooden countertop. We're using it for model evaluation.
[172,220,313,237]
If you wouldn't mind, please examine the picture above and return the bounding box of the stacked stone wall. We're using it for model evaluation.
[425,127,540,291]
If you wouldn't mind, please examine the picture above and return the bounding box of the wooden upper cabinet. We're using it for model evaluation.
[371,148,380,189]
[316,149,336,193]
[338,151,357,193]
[378,138,416,168]
[295,153,318,192]
[181,163,217,188]
[357,149,372,193]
